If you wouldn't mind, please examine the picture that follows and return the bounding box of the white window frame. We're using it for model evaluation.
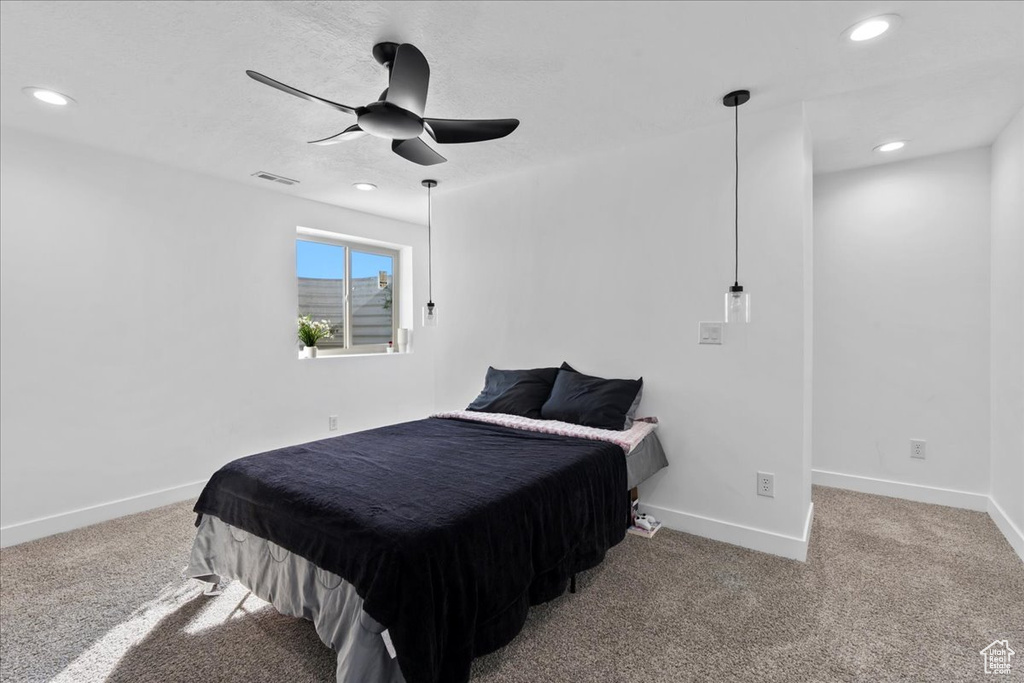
[297,234,400,356]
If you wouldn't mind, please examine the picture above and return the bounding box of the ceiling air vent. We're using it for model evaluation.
[251,171,300,186]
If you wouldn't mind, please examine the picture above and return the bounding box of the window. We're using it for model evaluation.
[296,236,398,354]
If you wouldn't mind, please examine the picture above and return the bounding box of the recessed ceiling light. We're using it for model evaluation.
[22,87,75,106]
[874,141,906,153]
[845,14,901,42]
[353,182,377,191]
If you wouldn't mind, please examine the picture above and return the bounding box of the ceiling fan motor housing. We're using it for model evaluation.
[358,101,424,139]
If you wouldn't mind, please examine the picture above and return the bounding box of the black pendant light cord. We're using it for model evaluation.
[427,183,433,304]
[734,102,739,287]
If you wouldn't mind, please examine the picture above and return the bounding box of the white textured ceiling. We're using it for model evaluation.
[1,1,1021,224]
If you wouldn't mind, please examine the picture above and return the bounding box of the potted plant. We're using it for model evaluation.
[297,315,333,358]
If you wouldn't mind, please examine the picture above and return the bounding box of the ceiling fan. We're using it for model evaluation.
[246,42,520,166]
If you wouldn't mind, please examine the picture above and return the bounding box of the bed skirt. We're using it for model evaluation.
[186,513,405,683]
[625,432,668,490]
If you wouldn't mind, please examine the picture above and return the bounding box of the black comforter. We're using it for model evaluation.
[194,417,629,683]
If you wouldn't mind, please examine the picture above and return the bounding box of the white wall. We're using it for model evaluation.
[0,127,436,545]
[813,148,992,502]
[989,107,1024,556]
[432,104,814,560]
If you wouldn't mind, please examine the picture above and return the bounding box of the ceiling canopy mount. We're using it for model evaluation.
[372,41,401,71]
[722,89,751,108]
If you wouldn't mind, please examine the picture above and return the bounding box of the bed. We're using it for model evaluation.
[188,411,667,683]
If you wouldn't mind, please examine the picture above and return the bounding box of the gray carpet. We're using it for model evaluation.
[1,486,1022,682]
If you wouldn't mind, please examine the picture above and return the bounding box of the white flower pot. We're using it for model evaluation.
[304,346,317,359]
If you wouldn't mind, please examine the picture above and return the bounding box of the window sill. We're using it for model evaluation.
[298,350,411,359]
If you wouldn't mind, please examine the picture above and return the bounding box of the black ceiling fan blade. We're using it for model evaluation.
[246,70,357,115]
[309,125,367,146]
[385,44,429,117]
[392,137,446,166]
[423,118,520,144]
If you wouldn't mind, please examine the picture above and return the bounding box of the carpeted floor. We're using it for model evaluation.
[1,486,1021,682]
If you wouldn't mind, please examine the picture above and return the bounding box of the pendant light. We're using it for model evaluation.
[723,89,751,324]
[421,179,439,327]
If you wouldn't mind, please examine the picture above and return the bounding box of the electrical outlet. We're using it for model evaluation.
[757,472,774,498]
[911,439,925,459]
[329,415,338,431]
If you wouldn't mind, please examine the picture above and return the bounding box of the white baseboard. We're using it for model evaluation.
[0,480,207,548]
[639,501,814,562]
[5,471,1016,567]
[812,469,989,512]
[987,496,1024,563]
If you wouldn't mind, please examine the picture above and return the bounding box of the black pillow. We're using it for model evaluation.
[541,364,643,430]
[559,362,644,429]
[466,366,560,419]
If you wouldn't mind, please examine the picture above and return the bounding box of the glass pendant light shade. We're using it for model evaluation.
[725,284,750,323]
[422,301,438,327]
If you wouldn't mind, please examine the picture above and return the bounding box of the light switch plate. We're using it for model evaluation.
[699,321,723,345]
